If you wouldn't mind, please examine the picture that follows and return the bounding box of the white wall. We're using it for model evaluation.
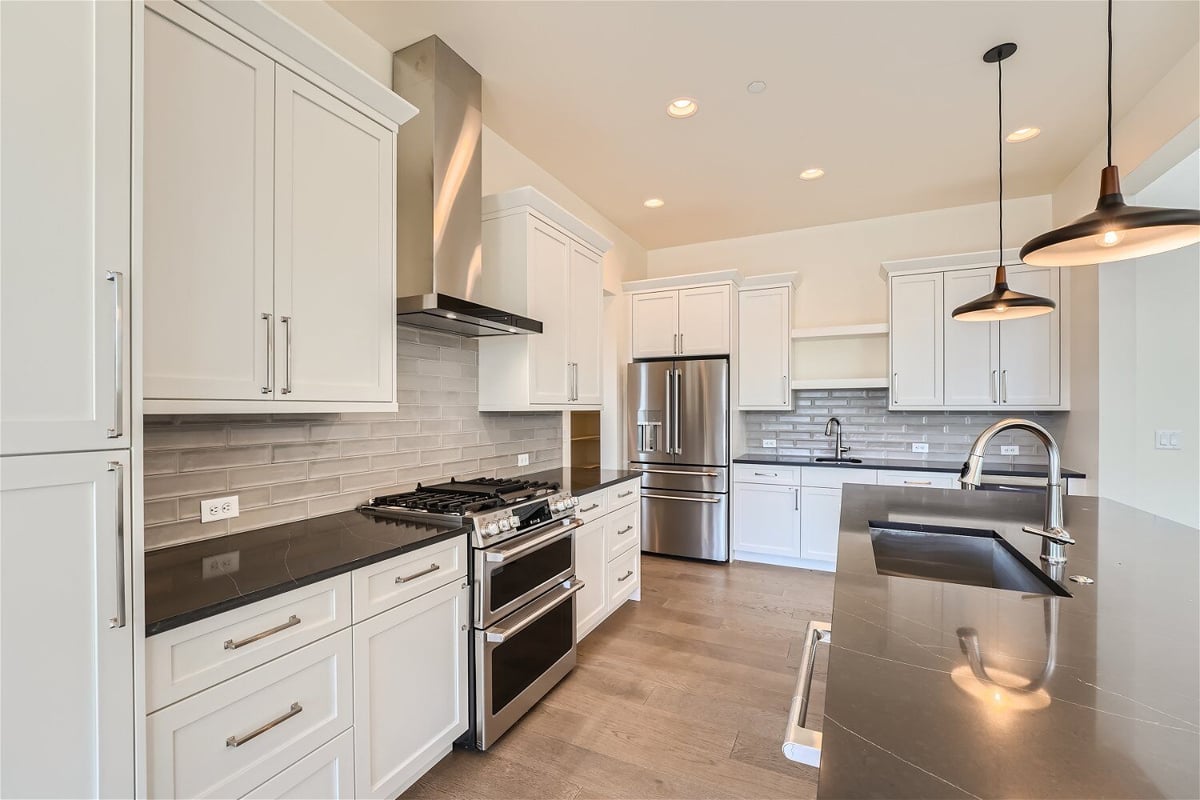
[1097,150,1199,527]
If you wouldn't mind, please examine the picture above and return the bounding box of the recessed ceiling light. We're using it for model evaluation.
[747,80,767,94]
[643,197,665,209]
[666,97,698,118]
[1006,126,1041,143]
[798,168,825,181]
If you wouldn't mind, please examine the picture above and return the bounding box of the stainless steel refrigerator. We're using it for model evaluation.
[627,358,730,561]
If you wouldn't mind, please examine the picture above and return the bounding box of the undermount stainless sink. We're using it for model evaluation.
[815,456,863,464]
[867,520,1070,597]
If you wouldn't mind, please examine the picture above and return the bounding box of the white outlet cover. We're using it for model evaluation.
[201,494,240,523]
[1000,445,1020,456]
[517,453,530,467]
[1155,430,1183,450]
[911,443,929,453]
[763,438,778,448]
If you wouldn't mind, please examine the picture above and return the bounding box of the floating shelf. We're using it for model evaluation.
[791,323,889,340]
[791,377,889,390]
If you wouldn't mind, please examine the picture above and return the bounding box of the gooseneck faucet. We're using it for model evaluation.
[824,417,850,460]
[958,418,1075,564]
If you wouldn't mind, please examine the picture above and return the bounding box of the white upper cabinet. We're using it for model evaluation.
[889,272,944,408]
[630,282,733,359]
[273,68,395,403]
[944,267,1001,406]
[142,0,404,413]
[478,188,612,411]
[1,0,131,455]
[738,286,792,410]
[999,266,1061,406]
[630,291,679,359]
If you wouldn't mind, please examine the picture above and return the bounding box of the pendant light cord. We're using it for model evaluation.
[997,55,1004,267]
[1107,0,1114,166]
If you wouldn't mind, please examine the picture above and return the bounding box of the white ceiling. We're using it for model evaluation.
[333,0,1199,250]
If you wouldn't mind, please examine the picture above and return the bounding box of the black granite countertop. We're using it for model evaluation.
[519,467,642,497]
[145,511,468,636]
[817,485,1198,799]
[734,453,1086,479]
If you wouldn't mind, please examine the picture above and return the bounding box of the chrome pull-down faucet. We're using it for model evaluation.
[824,417,850,460]
[958,418,1075,564]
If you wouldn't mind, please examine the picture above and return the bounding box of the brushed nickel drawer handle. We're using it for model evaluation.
[281,315,293,395]
[105,271,124,438]
[617,525,634,535]
[579,503,601,513]
[224,615,301,650]
[225,702,303,748]
[617,569,635,582]
[617,490,634,498]
[754,471,779,477]
[107,461,127,629]
[396,563,440,584]
[903,480,932,486]
[261,312,273,394]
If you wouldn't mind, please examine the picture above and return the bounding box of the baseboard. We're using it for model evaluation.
[732,550,836,572]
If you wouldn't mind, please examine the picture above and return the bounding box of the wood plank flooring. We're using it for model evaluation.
[402,555,834,800]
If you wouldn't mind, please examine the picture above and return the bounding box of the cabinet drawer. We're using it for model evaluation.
[605,480,640,511]
[574,491,607,523]
[876,471,958,489]
[734,464,800,486]
[147,574,351,712]
[148,629,353,800]
[604,506,640,560]
[801,467,878,489]
[242,729,353,799]
[352,537,467,623]
[606,547,640,610]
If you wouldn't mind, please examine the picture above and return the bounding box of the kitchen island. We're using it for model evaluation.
[816,485,1199,798]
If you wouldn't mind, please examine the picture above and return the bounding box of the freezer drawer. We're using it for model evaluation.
[630,463,727,493]
[640,489,728,562]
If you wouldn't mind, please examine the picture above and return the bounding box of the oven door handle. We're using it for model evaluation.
[485,518,584,563]
[485,578,585,643]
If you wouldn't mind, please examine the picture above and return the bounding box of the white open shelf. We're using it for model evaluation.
[791,323,889,340]
[791,377,889,390]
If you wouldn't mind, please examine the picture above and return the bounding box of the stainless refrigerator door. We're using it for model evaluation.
[675,358,730,467]
[627,361,673,463]
[640,488,729,561]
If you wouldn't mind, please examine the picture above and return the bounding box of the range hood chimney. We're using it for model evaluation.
[393,36,541,336]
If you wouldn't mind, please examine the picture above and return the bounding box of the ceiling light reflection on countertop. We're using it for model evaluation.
[798,168,825,181]
[643,197,665,209]
[1006,126,1041,142]
[666,97,698,118]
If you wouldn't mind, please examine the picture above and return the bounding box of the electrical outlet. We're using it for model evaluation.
[1000,445,1020,456]
[201,494,239,523]
[762,438,778,448]
[911,443,929,453]
[517,453,530,467]
[1155,430,1182,450]
[202,551,240,579]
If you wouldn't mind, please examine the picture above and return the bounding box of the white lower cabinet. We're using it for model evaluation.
[243,729,354,800]
[576,479,642,640]
[352,579,469,800]
[575,520,609,637]
[732,481,801,558]
[798,487,842,563]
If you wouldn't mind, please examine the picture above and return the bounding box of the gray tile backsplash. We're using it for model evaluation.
[743,389,1066,466]
[143,326,563,550]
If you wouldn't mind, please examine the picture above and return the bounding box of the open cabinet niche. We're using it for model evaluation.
[569,410,601,469]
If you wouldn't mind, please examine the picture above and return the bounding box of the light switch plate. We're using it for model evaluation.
[911,443,929,453]
[202,551,240,579]
[762,438,778,448]
[201,494,239,523]
[517,453,530,467]
[1155,430,1182,450]
[1000,445,1020,456]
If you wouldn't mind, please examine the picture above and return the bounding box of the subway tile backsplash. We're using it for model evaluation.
[143,326,562,550]
[743,388,1066,466]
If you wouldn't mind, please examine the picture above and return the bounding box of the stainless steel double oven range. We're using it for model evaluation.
[359,477,582,749]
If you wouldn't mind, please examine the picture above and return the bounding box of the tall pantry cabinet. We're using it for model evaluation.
[1,1,138,796]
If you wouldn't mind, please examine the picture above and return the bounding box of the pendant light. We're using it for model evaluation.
[1020,0,1200,266]
[953,43,1056,322]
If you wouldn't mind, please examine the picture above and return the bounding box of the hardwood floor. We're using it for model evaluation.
[402,555,834,800]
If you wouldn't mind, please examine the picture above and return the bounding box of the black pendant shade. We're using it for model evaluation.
[952,43,1056,323]
[1019,0,1200,266]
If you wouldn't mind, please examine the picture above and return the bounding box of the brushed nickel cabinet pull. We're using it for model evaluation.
[225,702,302,748]
[395,563,440,584]
[991,369,999,403]
[579,503,600,513]
[617,490,634,498]
[261,313,273,394]
[107,461,126,629]
[617,525,634,535]
[281,316,293,395]
[794,487,799,511]
[224,615,301,650]
[1001,370,1008,403]
[617,569,634,582]
[105,271,124,438]
[903,480,932,486]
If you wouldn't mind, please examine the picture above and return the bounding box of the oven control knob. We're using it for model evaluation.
[483,522,500,536]
[569,496,580,507]
[555,500,569,512]
[498,518,511,531]
[509,516,520,529]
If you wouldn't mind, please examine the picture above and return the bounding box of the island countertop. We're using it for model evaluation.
[817,485,1198,799]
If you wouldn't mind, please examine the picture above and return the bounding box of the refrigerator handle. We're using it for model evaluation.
[664,370,673,454]
[673,369,682,455]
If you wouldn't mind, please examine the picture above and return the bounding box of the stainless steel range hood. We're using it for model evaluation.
[393,36,541,336]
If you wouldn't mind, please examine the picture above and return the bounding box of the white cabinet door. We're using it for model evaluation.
[353,579,468,800]
[274,67,395,403]
[1,452,134,798]
[574,520,608,639]
[143,1,275,401]
[1000,266,1061,407]
[890,272,944,407]
[631,290,679,359]
[1,0,130,454]
[733,482,802,558]
[943,267,1001,407]
[527,218,572,403]
[738,287,791,409]
[799,486,842,564]
[569,243,604,405]
[243,729,354,800]
[678,284,732,356]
